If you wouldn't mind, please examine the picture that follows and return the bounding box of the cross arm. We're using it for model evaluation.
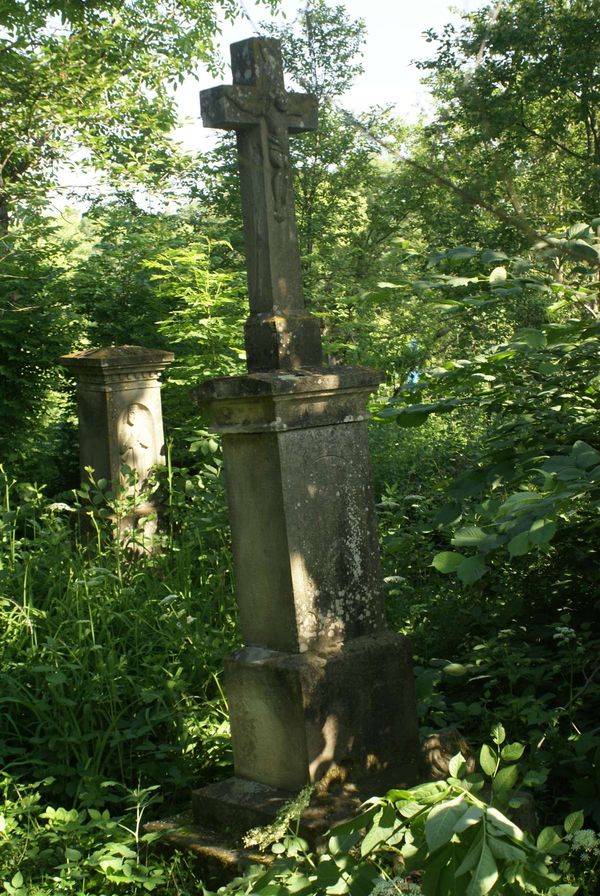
[200,85,260,130]
[286,93,318,133]
[200,84,318,133]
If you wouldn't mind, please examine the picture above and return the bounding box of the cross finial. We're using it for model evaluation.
[201,38,322,372]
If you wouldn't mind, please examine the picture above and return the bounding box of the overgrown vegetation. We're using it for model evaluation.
[1,0,599,892]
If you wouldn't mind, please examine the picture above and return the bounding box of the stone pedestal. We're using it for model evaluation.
[193,368,420,826]
[61,346,174,544]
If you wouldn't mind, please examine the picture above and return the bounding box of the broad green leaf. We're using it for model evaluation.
[537,825,563,852]
[514,328,546,349]
[360,804,398,856]
[457,555,487,585]
[487,835,527,863]
[425,796,466,851]
[499,491,544,514]
[572,440,600,469]
[328,828,361,855]
[501,742,525,762]
[465,841,498,896]
[481,249,509,264]
[566,222,590,239]
[486,807,525,841]
[479,744,497,777]
[395,407,430,427]
[491,724,506,746]
[403,781,449,804]
[565,239,600,263]
[448,752,466,779]
[508,531,530,557]
[434,501,462,525]
[446,245,478,260]
[492,763,519,794]
[397,799,422,818]
[489,266,507,284]
[454,804,484,833]
[443,662,468,676]
[432,551,464,573]
[456,833,484,876]
[564,810,584,834]
[528,519,557,545]
[452,526,490,548]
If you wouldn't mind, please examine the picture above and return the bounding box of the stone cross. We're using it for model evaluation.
[200,38,322,371]
[193,38,420,836]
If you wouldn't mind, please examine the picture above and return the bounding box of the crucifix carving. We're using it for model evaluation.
[200,38,323,371]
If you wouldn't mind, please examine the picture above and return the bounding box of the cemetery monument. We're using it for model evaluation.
[193,37,420,830]
[61,345,173,543]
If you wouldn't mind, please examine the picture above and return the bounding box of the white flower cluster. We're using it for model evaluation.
[371,878,423,896]
[567,828,600,861]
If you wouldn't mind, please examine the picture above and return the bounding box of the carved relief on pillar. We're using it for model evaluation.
[117,402,157,494]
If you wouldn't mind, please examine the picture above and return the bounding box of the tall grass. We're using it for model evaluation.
[0,460,238,810]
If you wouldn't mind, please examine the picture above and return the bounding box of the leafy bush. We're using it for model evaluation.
[0,461,237,806]
[208,727,582,896]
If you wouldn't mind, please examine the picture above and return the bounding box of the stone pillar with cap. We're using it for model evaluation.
[192,38,419,830]
[60,346,174,543]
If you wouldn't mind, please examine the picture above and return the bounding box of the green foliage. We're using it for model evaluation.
[0,463,236,803]
[151,234,247,441]
[0,775,198,894]
[210,730,579,896]
[413,0,600,248]
[0,0,274,224]
[0,222,83,483]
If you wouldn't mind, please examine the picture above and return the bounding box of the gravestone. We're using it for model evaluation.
[61,346,173,543]
[193,38,419,828]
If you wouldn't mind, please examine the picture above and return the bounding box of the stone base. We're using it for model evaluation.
[225,632,420,792]
[145,811,271,887]
[192,765,415,848]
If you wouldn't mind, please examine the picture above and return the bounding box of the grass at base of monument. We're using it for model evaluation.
[0,457,238,809]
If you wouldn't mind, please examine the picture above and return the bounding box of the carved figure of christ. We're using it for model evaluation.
[200,38,322,370]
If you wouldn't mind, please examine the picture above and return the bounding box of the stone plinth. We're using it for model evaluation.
[61,346,173,492]
[192,368,420,819]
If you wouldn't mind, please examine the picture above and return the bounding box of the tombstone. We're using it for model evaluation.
[60,346,174,545]
[193,38,420,830]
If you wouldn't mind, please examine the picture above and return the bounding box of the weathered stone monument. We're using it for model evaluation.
[193,38,419,830]
[61,346,173,542]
